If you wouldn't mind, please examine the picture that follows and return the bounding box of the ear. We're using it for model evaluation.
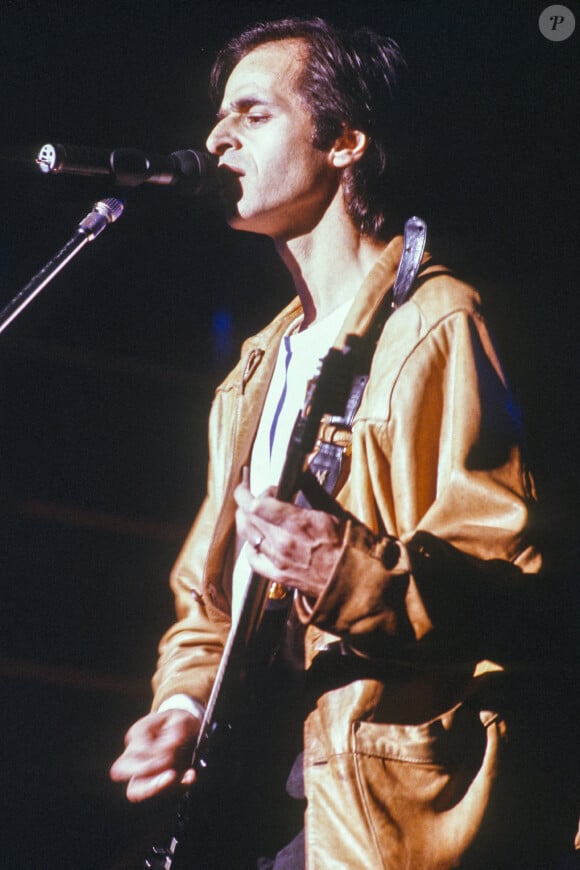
[328,127,368,169]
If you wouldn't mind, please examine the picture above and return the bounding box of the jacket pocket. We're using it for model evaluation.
[304,696,505,870]
[350,703,503,869]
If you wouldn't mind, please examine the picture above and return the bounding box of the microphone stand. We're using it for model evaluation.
[0,196,124,335]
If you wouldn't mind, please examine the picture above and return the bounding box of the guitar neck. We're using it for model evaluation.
[192,341,358,765]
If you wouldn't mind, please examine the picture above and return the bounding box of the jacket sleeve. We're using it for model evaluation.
[297,301,542,661]
[150,491,230,711]
[150,370,242,710]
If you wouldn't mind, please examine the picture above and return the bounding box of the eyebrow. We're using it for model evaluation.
[216,95,273,121]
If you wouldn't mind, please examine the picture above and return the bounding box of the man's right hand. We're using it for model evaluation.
[110,709,200,802]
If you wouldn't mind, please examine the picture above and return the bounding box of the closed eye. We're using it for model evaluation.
[245,113,269,126]
[217,95,274,125]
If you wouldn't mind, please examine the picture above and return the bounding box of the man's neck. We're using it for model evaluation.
[274,195,387,328]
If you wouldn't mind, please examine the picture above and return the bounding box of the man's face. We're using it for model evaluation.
[206,40,340,241]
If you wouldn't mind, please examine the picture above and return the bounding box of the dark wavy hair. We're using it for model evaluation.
[210,17,408,240]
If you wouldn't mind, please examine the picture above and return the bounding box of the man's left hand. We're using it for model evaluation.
[234,477,346,599]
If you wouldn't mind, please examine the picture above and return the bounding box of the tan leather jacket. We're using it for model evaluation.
[152,236,543,868]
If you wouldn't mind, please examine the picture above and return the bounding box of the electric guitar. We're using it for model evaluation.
[143,340,359,870]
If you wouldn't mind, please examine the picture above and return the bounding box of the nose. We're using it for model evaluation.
[206,116,237,156]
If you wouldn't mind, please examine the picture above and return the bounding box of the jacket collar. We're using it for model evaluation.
[334,234,405,348]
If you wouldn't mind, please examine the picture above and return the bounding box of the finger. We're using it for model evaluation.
[247,494,304,527]
[245,544,285,585]
[244,521,273,560]
[126,769,179,803]
[233,480,254,511]
[234,481,279,516]
[110,750,176,782]
[109,758,129,781]
[235,502,267,550]
[122,711,173,749]
[180,768,196,787]
[110,735,195,782]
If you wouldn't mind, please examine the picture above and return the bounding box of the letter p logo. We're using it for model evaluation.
[539,5,576,40]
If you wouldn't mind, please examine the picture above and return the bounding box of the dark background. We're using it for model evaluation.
[0,0,578,866]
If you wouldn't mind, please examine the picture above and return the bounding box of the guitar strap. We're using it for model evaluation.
[297,215,428,513]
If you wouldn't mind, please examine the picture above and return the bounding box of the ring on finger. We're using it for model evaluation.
[253,534,265,553]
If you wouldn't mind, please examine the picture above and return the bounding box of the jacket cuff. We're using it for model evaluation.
[295,519,433,645]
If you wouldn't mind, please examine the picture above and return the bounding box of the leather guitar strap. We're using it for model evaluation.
[298,216,428,513]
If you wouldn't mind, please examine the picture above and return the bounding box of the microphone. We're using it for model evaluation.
[36,143,217,194]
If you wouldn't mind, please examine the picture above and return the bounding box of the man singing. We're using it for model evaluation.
[111,17,572,868]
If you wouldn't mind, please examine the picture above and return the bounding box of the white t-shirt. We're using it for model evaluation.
[232,299,352,620]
